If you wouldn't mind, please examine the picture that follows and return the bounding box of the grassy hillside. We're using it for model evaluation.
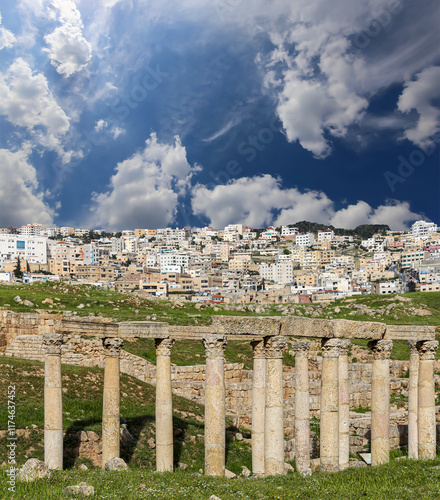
[0,282,439,326]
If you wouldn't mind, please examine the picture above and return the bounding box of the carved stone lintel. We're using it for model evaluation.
[338,339,351,356]
[408,340,419,355]
[416,340,439,361]
[368,339,393,360]
[102,337,124,357]
[155,338,175,357]
[251,339,266,358]
[321,338,341,358]
[203,334,227,358]
[264,336,287,359]
[291,341,311,357]
[43,333,63,355]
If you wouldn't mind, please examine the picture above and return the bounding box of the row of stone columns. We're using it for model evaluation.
[42,331,438,474]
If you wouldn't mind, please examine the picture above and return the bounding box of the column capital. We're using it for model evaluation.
[251,339,266,358]
[321,338,341,358]
[43,333,63,355]
[155,338,175,357]
[102,337,123,357]
[408,340,419,355]
[264,336,287,359]
[368,339,393,360]
[338,339,351,356]
[203,334,227,358]
[416,340,439,361]
[291,341,311,357]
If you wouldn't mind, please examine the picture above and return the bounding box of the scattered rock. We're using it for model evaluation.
[78,464,88,470]
[18,458,52,482]
[77,304,85,309]
[241,465,251,477]
[235,432,243,441]
[334,306,340,314]
[348,461,367,468]
[284,463,295,473]
[178,462,188,470]
[63,482,95,497]
[42,298,54,304]
[13,295,22,303]
[23,300,34,307]
[299,468,312,477]
[412,308,432,316]
[209,496,222,500]
[147,437,156,449]
[104,457,128,471]
[310,458,320,472]
[224,469,237,478]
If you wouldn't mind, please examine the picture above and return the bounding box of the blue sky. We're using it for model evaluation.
[0,0,439,231]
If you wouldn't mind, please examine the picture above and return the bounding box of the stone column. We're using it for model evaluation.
[155,338,175,472]
[416,340,439,460]
[408,341,419,459]
[102,337,123,468]
[291,341,311,474]
[251,339,266,476]
[320,338,341,472]
[264,335,287,476]
[43,333,63,470]
[203,334,227,476]
[369,339,393,466]
[338,339,351,470]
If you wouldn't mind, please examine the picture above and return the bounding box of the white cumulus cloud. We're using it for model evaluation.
[191,175,422,230]
[397,66,440,149]
[43,0,92,77]
[0,13,16,49]
[90,133,200,230]
[0,148,55,227]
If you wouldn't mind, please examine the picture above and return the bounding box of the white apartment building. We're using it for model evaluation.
[224,224,243,235]
[411,220,438,237]
[20,224,43,237]
[281,226,299,237]
[159,252,189,271]
[296,233,315,247]
[317,230,335,242]
[0,234,47,264]
[259,262,293,284]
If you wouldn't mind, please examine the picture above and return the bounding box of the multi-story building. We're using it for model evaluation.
[411,220,438,237]
[296,233,315,247]
[0,234,47,264]
[259,262,293,284]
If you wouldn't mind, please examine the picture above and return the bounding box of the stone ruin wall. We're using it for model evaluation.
[2,309,439,456]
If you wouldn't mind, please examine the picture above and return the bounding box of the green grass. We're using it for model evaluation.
[3,457,440,499]
[1,283,439,330]
[0,357,251,474]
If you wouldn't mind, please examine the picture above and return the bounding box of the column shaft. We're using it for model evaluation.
[292,342,311,474]
[320,339,340,472]
[251,340,266,476]
[417,340,438,460]
[338,340,350,469]
[44,333,63,470]
[369,339,393,466]
[203,334,227,476]
[102,338,123,468]
[156,338,175,472]
[264,336,287,476]
[408,341,419,459]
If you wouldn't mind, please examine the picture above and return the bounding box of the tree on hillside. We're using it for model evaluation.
[14,257,23,279]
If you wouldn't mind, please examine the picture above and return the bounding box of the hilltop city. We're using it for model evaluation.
[0,220,439,303]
